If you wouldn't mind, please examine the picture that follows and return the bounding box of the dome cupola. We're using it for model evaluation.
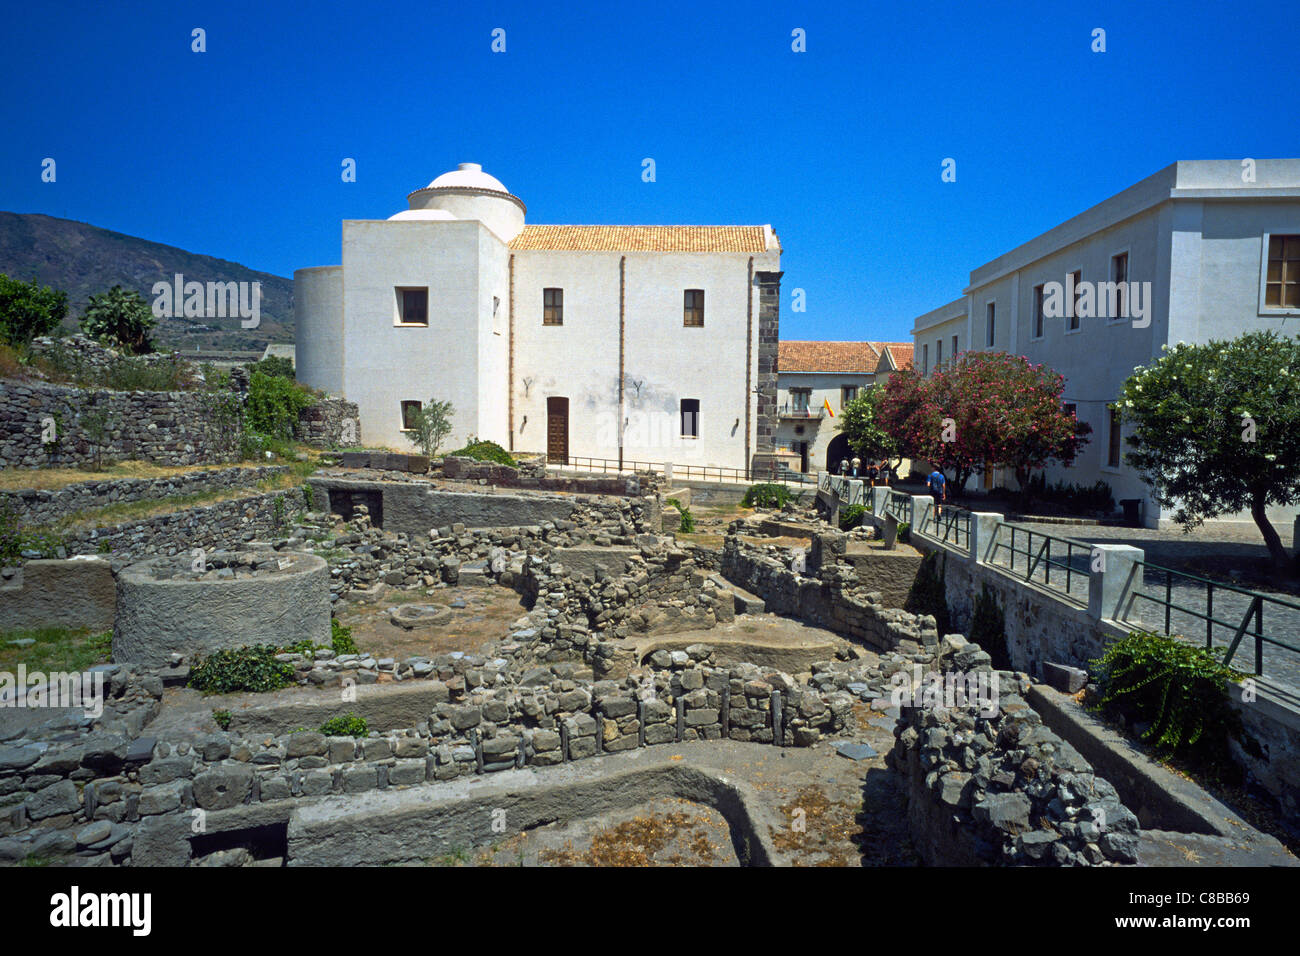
[405,162,525,242]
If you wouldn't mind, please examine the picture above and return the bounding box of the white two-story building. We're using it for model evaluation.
[774,341,912,474]
[911,159,1300,529]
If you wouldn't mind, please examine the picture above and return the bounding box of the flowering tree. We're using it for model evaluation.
[952,352,1090,492]
[1119,331,1300,575]
[836,385,899,466]
[877,353,1088,496]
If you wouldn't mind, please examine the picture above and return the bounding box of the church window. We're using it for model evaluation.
[543,288,564,325]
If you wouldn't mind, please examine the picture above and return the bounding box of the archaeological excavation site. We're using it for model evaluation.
[3,404,1297,871]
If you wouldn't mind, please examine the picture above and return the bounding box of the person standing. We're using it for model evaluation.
[927,468,947,517]
[838,458,849,477]
[851,455,861,478]
[865,460,879,487]
[879,460,892,487]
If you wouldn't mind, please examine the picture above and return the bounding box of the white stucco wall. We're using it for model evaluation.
[339,219,490,452]
[511,249,778,469]
[294,266,343,396]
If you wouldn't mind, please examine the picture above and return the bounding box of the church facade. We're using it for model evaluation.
[295,163,783,470]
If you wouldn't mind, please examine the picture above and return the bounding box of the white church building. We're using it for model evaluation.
[295,163,784,471]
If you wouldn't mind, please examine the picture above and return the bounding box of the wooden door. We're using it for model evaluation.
[547,397,569,465]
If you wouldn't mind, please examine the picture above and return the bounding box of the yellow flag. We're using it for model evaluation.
[823,398,834,418]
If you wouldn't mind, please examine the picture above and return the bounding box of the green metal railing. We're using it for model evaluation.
[988,522,1089,601]
[1122,560,1300,677]
[883,490,913,526]
[918,503,971,553]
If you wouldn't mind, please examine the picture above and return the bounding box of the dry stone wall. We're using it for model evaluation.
[0,380,238,470]
[889,685,1141,866]
[3,465,286,528]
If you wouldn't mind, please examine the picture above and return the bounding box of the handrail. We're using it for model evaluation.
[1124,559,1300,676]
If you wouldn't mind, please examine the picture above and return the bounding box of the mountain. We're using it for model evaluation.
[0,211,294,352]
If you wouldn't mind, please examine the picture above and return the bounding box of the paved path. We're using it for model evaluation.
[1005,522,1300,693]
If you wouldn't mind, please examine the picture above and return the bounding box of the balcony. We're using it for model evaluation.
[779,402,824,420]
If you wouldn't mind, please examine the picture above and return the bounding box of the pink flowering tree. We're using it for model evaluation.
[878,353,1089,497]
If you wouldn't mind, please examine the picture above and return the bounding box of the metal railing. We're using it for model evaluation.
[778,402,824,419]
[918,503,971,553]
[1121,561,1300,678]
[988,522,1090,602]
[883,489,913,526]
[559,455,816,485]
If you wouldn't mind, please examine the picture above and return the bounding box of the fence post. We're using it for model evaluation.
[871,486,889,515]
[1087,544,1144,622]
[664,461,673,483]
[968,512,1003,565]
[847,479,863,507]
[910,495,933,533]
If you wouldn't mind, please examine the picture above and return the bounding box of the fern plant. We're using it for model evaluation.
[1090,630,1244,762]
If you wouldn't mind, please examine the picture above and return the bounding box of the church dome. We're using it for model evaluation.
[406,161,526,242]
[427,162,510,193]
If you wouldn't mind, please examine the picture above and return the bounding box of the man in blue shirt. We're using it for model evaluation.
[927,468,947,517]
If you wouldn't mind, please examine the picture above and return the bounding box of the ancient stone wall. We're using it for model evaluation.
[889,685,1141,866]
[3,465,287,528]
[295,398,360,449]
[54,489,311,562]
[0,380,239,470]
[0,645,860,866]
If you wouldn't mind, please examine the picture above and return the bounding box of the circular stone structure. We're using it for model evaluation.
[112,551,330,667]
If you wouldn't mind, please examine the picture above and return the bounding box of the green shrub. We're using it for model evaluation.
[678,508,696,533]
[0,499,20,566]
[245,370,314,441]
[212,709,233,731]
[742,482,794,509]
[188,645,295,694]
[903,550,950,635]
[100,354,189,391]
[248,355,295,380]
[1022,474,1116,513]
[969,584,1011,669]
[1090,630,1244,764]
[331,618,358,656]
[320,713,368,737]
[839,503,866,530]
[405,398,455,458]
[897,521,911,543]
[446,438,516,467]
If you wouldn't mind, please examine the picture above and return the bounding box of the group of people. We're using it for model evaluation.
[837,456,949,516]
[838,456,893,487]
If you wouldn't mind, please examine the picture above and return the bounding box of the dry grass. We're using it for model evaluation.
[0,460,267,492]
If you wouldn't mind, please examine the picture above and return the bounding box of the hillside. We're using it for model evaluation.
[0,211,294,352]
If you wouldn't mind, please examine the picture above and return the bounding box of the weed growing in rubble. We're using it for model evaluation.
[319,713,368,737]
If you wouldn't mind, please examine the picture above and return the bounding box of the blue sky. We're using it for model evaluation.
[2,0,1296,343]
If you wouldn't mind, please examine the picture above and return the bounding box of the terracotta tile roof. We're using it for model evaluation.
[878,343,914,370]
[509,224,773,253]
[779,341,882,374]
